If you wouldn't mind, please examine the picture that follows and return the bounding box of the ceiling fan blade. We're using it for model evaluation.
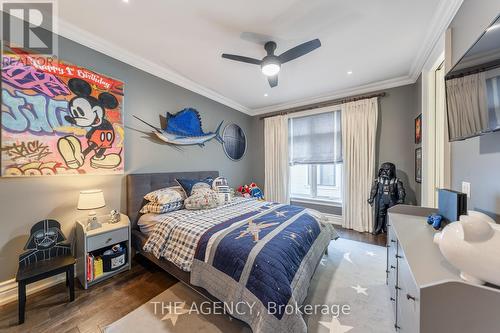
[221,54,261,65]
[278,39,321,64]
[268,75,278,88]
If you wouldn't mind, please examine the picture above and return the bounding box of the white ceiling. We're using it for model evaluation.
[57,0,462,115]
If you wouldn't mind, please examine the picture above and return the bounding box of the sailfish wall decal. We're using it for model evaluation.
[134,108,223,147]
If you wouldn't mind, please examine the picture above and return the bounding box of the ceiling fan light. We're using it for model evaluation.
[261,63,280,76]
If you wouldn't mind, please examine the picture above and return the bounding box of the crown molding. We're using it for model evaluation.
[56,19,251,115]
[54,1,462,117]
[408,0,464,81]
[250,75,414,115]
[251,0,463,116]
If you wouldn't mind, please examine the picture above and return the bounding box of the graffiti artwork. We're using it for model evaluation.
[1,47,124,177]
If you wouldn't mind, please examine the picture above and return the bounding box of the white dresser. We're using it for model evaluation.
[387,205,500,333]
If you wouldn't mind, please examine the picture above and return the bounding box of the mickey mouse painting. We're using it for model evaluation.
[57,78,121,169]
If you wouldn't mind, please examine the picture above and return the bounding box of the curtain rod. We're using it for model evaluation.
[446,60,500,80]
[258,92,386,120]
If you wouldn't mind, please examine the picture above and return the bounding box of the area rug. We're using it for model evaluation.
[104,239,393,333]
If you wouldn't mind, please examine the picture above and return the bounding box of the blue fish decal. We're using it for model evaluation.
[134,108,223,147]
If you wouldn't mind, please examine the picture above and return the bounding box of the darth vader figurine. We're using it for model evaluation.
[368,162,406,234]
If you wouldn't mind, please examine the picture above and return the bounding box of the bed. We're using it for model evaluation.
[127,171,338,333]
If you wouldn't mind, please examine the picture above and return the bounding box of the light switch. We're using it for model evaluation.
[462,181,471,198]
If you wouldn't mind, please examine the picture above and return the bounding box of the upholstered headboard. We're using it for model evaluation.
[126,171,219,230]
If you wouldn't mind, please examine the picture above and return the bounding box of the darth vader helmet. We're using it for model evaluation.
[24,219,66,251]
[378,162,396,179]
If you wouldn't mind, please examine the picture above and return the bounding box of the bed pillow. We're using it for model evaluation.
[140,200,183,214]
[143,186,186,204]
[176,177,214,197]
[184,188,219,210]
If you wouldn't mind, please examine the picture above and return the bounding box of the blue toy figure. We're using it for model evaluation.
[250,187,264,199]
[427,214,443,230]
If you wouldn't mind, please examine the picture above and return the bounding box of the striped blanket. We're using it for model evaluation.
[143,198,338,332]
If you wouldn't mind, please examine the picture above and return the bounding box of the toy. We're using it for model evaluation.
[427,213,444,230]
[213,177,231,204]
[237,182,264,199]
[434,211,500,286]
[368,162,406,234]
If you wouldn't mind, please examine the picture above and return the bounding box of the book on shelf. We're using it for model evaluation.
[94,257,103,279]
[86,254,93,282]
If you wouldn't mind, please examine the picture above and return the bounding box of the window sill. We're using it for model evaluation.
[291,197,342,207]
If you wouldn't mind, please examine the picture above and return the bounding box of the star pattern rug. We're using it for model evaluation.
[104,238,393,333]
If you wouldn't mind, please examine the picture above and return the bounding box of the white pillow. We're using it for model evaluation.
[144,186,186,204]
[184,188,219,210]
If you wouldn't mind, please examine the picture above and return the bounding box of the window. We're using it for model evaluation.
[289,110,343,204]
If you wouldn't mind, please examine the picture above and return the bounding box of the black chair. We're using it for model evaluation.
[16,219,75,324]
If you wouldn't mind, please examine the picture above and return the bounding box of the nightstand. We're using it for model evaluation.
[75,213,131,289]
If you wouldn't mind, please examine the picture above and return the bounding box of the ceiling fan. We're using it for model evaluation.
[221,39,321,88]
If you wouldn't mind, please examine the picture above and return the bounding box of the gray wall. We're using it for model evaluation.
[448,0,500,220]
[252,82,422,216]
[0,35,257,281]
[376,82,421,206]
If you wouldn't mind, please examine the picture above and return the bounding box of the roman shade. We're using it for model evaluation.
[289,111,342,165]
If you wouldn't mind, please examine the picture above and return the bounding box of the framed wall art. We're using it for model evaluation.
[415,114,422,144]
[222,123,246,161]
[415,147,422,183]
[1,47,124,177]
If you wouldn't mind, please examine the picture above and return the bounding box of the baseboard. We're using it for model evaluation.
[0,273,66,306]
[323,213,343,226]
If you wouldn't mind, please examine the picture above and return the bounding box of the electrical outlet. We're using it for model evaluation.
[462,181,471,198]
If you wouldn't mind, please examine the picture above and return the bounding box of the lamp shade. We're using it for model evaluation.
[77,189,106,210]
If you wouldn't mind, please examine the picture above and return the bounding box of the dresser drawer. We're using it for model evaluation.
[387,224,399,326]
[87,227,128,252]
[397,256,420,332]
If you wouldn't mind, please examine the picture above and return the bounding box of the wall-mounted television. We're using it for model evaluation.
[445,14,500,142]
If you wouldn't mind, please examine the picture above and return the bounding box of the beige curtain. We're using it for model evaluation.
[264,115,290,204]
[446,72,488,140]
[341,98,378,232]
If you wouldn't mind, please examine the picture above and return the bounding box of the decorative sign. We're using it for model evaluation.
[222,123,246,161]
[1,47,124,176]
[134,108,223,147]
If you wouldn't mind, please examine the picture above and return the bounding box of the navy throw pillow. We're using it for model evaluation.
[176,177,214,196]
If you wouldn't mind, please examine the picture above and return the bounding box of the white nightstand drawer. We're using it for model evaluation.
[87,227,128,252]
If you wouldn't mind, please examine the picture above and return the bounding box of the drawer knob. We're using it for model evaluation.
[390,265,396,270]
[390,239,396,243]
[407,294,416,301]
[390,297,395,302]
[395,285,401,290]
[395,324,401,330]
[395,254,403,259]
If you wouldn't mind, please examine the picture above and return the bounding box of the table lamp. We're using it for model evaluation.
[78,189,106,230]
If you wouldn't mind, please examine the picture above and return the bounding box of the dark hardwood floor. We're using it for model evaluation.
[334,225,387,246]
[0,256,177,333]
[0,227,385,333]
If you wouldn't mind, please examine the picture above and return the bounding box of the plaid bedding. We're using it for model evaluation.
[143,198,273,271]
